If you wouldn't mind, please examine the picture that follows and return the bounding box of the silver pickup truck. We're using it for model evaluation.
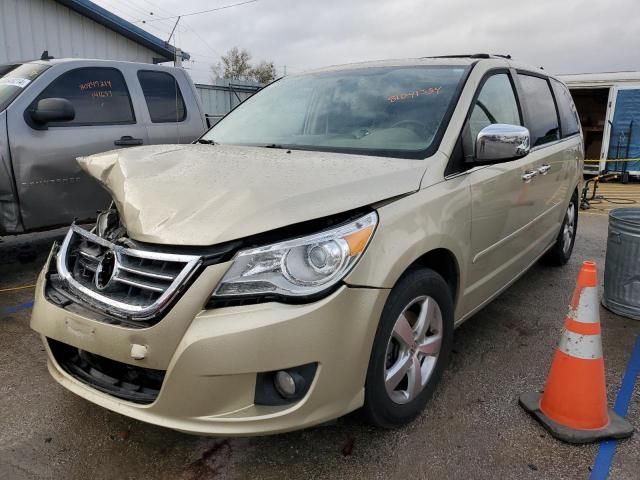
[0,58,207,235]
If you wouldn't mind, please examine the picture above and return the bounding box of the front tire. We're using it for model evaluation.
[543,190,578,265]
[363,269,454,428]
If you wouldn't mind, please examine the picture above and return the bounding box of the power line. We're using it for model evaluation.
[188,52,221,61]
[104,0,159,19]
[122,0,228,58]
[135,0,175,17]
[95,0,143,22]
[180,25,224,58]
[98,0,291,74]
[133,0,262,24]
[100,0,226,62]
[184,64,213,71]
[94,0,177,36]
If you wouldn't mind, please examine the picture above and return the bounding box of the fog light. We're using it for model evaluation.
[274,370,297,398]
[255,363,317,406]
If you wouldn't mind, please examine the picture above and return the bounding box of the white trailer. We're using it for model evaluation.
[559,72,640,177]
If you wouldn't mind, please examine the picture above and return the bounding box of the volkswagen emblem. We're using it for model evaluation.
[94,250,118,291]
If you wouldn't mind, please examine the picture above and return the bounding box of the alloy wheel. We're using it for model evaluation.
[562,201,576,255]
[384,295,443,405]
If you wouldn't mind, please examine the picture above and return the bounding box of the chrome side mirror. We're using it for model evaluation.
[475,124,530,162]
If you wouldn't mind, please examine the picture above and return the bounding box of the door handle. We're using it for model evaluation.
[537,164,551,175]
[114,136,143,146]
[522,170,538,183]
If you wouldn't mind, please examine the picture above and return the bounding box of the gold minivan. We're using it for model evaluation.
[31,55,582,435]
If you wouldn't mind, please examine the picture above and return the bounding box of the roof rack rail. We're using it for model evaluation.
[425,53,512,60]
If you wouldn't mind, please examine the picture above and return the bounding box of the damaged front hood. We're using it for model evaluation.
[78,144,427,246]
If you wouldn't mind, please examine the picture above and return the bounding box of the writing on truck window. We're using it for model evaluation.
[387,86,442,103]
[79,80,113,98]
[79,80,112,90]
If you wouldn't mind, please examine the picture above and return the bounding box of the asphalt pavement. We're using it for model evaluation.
[1,213,639,480]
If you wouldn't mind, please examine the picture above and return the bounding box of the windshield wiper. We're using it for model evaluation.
[195,138,217,145]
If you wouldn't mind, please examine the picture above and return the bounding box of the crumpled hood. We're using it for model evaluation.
[78,144,427,246]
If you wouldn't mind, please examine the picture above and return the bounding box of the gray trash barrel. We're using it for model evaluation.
[602,208,640,320]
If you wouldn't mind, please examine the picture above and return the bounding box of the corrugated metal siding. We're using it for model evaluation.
[196,78,262,121]
[0,0,160,64]
[608,88,640,172]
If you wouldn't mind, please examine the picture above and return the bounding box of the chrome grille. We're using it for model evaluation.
[56,225,201,320]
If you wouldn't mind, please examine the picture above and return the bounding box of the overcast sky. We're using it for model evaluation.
[94,0,639,84]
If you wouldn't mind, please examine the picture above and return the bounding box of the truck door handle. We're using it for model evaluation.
[522,170,538,183]
[537,164,551,175]
[114,136,143,146]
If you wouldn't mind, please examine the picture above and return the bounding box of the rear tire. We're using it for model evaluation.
[363,269,454,428]
[543,190,578,266]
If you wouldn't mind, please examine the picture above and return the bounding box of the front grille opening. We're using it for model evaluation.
[50,225,202,325]
[68,234,187,308]
[48,338,165,405]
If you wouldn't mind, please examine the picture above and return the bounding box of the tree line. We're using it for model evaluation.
[210,47,277,84]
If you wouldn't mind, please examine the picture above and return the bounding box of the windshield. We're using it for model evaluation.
[203,65,469,159]
[0,63,50,111]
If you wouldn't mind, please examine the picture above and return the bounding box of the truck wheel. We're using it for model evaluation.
[543,190,578,266]
[363,269,454,428]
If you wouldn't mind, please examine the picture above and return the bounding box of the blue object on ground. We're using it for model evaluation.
[590,336,640,480]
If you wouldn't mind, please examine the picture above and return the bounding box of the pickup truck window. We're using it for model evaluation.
[31,67,135,126]
[0,63,49,111]
[137,70,186,123]
[202,65,469,159]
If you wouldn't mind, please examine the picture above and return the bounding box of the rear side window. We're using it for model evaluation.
[518,74,560,147]
[551,79,580,137]
[464,73,521,157]
[33,67,134,125]
[137,71,186,123]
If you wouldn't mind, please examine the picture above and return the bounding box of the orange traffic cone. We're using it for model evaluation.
[519,261,634,444]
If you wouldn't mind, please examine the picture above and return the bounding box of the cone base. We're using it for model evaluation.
[519,391,634,444]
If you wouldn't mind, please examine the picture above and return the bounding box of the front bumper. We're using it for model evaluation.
[31,251,388,436]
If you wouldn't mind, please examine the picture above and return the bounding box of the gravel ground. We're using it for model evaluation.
[0,212,638,480]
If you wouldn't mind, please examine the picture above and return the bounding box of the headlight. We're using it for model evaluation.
[212,212,377,299]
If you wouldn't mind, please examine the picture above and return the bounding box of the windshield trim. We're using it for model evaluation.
[201,63,476,160]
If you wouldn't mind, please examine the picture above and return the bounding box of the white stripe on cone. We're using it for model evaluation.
[558,330,603,360]
[570,286,599,324]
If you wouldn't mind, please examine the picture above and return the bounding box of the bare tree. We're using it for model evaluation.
[210,47,276,84]
[210,47,252,81]
[209,63,223,81]
[250,61,276,84]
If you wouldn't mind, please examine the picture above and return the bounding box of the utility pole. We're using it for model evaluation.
[168,16,182,67]
[168,16,181,43]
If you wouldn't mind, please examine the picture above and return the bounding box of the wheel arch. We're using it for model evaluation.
[401,248,460,307]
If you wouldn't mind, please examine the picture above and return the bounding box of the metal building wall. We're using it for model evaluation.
[196,78,262,125]
[0,0,160,64]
